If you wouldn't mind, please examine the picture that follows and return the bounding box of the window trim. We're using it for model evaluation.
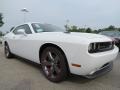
[12,24,32,35]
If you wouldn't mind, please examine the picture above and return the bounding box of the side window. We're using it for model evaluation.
[23,24,32,34]
[13,24,32,35]
[13,26,22,35]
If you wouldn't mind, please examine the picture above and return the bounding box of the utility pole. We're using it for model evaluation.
[21,8,29,23]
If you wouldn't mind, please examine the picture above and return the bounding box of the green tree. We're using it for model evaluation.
[0,31,2,36]
[70,25,78,32]
[64,24,120,33]
[103,25,116,31]
[108,25,115,30]
[86,28,92,33]
[68,25,78,32]
[0,13,4,27]
[118,28,120,32]
[92,30,98,33]
[78,28,86,32]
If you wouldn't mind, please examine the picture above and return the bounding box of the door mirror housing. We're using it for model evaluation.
[17,29,27,36]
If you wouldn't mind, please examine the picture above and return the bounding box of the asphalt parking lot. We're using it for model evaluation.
[0,44,120,90]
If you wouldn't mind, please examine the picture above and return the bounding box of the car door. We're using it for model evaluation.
[12,24,35,60]
[6,25,25,54]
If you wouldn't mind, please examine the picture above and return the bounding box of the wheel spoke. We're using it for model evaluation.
[48,66,55,78]
[54,55,59,64]
[42,60,51,66]
[48,51,54,61]
[50,66,55,74]
[54,65,61,74]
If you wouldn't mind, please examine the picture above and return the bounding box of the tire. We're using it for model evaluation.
[40,46,68,82]
[4,43,13,58]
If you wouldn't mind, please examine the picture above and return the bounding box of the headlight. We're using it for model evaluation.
[88,43,93,51]
[88,42,114,53]
[88,43,97,53]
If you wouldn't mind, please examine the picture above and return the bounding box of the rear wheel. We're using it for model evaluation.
[4,43,13,58]
[41,47,68,82]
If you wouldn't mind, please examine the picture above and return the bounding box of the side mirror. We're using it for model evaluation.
[17,29,27,36]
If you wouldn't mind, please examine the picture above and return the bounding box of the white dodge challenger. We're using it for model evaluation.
[3,22,118,82]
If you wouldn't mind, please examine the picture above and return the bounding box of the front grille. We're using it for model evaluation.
[97,42,114,51]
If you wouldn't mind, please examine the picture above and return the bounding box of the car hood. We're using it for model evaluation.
[33,32,112,44]
[69,32,106,39]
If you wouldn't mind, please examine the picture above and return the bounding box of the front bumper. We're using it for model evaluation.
[84,61,113,79]
[69,46,118,76]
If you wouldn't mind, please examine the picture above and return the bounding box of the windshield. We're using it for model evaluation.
[100,31,120,37]
[32,23,66,33]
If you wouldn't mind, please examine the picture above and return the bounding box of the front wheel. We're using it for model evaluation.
[41,47,68,82]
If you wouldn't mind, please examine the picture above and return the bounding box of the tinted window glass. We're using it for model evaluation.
[32,23,65,33]
[13,24,32,34]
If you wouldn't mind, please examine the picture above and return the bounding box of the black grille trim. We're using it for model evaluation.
[89,42,114,53]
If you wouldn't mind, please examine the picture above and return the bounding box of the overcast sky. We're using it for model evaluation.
[0,0,120,32]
